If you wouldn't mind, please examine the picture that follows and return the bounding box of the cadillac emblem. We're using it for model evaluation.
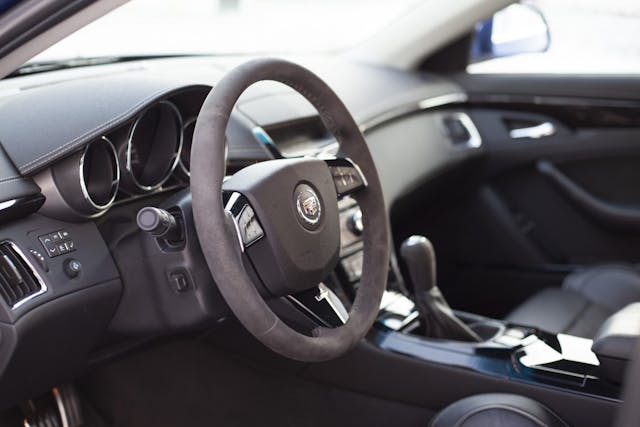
[294,184,322,228]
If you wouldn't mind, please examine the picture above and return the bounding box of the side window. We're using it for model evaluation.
[468,0,640,74]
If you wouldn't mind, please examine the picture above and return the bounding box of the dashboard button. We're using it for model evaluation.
[38,235,59,257]
[347,208,363,236]
[64,259,82,278]
[38,235,54,247]
[29,249,48,272]
[39,230,75,258]
[168,268,192,293]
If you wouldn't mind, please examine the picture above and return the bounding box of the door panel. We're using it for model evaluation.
[398,74,640,318]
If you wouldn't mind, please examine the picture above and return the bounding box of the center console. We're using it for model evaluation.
[335,197,406,298]
[376,291,622,400]
[331,219,627,404]
[327,199,629,405]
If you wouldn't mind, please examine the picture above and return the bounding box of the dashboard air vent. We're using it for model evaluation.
[0,242,45,308]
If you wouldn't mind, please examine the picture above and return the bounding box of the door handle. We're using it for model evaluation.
[509,122,556,140]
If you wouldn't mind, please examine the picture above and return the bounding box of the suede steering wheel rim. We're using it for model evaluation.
[191,58,389,362]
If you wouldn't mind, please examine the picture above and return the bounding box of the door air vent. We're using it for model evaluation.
[442,112,482,148]
[0,241,46,309]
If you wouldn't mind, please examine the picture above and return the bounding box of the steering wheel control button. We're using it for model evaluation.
[294,183,322,230]
[64,259,82,278]
[237,205,264,246]
[325,158,368,197]
[331,166,364,195]
[38,230,75,258]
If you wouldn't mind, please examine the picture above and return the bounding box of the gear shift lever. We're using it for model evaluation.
[401,235,480,342]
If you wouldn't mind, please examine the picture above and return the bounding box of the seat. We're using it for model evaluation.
[506,265,640,338]
[429,393,568,427]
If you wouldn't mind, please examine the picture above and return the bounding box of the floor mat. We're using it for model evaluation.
[79,337,433,427]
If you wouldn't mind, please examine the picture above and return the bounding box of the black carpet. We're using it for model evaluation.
[79,337,433,427]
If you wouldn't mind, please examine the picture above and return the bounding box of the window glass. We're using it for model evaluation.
[469,0,640,74]
[33,0,418,63]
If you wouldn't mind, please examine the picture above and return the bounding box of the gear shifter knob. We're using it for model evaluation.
[400,235,437,292]
[400,235,480,342]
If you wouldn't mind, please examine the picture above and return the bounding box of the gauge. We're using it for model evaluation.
[178,117,196,176]
[80,136,120,210]
[47,136,120,218]
[124,100,183,192]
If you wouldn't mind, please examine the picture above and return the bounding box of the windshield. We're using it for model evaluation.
[32,0,418,63]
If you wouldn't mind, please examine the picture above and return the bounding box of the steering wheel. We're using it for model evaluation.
[190,58,389,362]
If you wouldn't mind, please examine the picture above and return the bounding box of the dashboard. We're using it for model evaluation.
[34,88,211,220]
[0,56,484,407]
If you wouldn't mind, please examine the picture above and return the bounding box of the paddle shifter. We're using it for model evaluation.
[400,235,480,342]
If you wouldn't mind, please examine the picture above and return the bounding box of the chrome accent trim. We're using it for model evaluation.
[79,136,120,211]
[509,122,556,140]
[323,157,369,196]
[224,192,246,252]
[178,116,197,177]
[224,191,241,212]
[359,92,468,133]
[315,283,349,324]
[286,283,349,328]
[224,192,264,251]
[344,157,368,189]
[295,186,322,226]
[2,241,47,310]
[399,311,420,330]
[126,100,184,192]
[445,112,482,149]
[52,387,70,427]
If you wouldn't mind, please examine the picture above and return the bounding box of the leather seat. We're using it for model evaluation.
[506,265,640,338]
[429,393,568,427]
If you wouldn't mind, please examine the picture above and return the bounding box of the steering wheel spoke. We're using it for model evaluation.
[324,157,368,198]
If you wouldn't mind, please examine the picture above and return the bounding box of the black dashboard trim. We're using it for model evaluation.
[0,194,44,225]
[466,94,640,129]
